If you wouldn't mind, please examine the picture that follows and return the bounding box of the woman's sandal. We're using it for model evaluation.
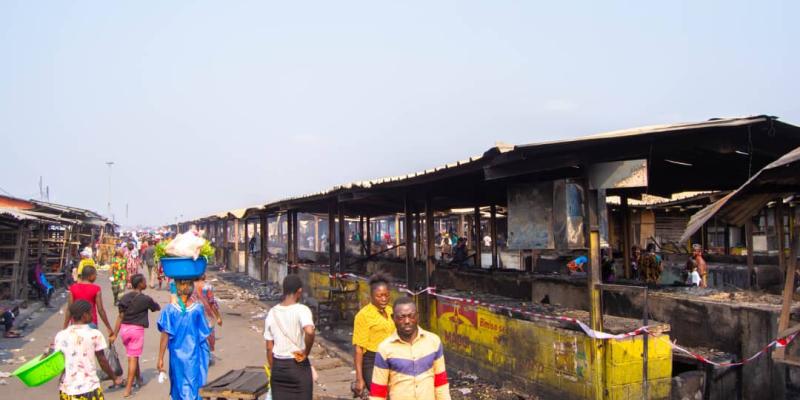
[108,380,127,390]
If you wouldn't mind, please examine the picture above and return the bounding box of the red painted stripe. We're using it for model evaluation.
[434,371,448,387]
[370,383,388,398]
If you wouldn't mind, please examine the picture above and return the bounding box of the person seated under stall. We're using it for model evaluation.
[630,245,641,280]
[685,259,701,287]
[450,238,469,267]
[0,304,21,338]
[29,257,54,308]
[601,249,616,283]
[640,243,662,285]
[567,255,587,275]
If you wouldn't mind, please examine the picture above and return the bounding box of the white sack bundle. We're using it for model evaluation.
[165,229,207,260]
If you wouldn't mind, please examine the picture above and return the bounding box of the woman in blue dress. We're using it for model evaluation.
[157,279,211,400]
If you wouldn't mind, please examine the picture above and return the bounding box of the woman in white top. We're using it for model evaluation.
[264,275,315,400]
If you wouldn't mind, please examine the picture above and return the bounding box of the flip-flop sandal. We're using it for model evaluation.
[3,332,21,338]
[108,380,127,390]
[123,391,136,398]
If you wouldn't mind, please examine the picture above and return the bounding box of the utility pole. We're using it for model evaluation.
[105,161,114,218]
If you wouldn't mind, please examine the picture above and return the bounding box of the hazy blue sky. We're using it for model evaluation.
[1,1,798,227]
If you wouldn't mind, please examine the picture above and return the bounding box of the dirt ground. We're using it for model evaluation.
[1,267,540,399]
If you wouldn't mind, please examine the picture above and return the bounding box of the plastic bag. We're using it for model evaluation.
[165,229,207,260]
[98,345,124,381]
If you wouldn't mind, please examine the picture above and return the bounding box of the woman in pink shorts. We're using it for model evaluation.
[110,273,161,397]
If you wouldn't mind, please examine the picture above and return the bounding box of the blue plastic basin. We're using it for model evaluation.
[161,257,207,279]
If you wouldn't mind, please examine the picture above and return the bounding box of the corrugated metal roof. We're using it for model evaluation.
[0,207,82,224]
[680,145,800,243]
[516,116,772,151]
[263,153,492,208]
[606,192,716,207]
[269,116,775,210]
[181,115,795,225]
[0,207,39,221]
[30,200,106,220]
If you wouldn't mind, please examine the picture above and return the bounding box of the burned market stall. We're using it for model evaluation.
[186,115,800,399]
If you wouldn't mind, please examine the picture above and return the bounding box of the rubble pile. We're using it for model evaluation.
[214,272,282,302]
[449,370,535,400]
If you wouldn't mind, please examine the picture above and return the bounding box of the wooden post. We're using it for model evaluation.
[775,227,800,359]
[314,216,320,253]
[621,195,632,279]
[425,195,435,286]
[474,206,482,268]
[222,218,229,267]
[586,189,603,329]
[10,224,24,299]
[395,215,401,257]
[366,216,372,257]
[292,212,299,264]
[724,225,731,255]
[359,216,365,256]
[38,223,45,264]
[338,204,346,273]
[490,205,498,269]
[328,204,336,271]
[19,223,30,300]
[287,211,294,265]
[746,220,755,289]
[260,212,268,281]
[405,194,415,289]
[583,184,604,400]
[777,202,786,275]
[58,224,70,271]
[415,212,422,261]
[466,212,474,251]
[234,219,241,273]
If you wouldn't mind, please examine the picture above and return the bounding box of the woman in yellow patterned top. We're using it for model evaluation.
[352,273,395,398]
[110,249,128,306]
[73,247,95,283]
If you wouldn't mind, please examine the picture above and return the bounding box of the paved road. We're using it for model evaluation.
[1,268,354,399]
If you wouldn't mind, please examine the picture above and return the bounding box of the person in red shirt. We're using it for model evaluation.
[63,265,114,337]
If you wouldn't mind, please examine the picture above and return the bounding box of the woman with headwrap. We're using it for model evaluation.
[157,279,211,400]
[73,247,95,283]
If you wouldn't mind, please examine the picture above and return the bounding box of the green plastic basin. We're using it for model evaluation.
[13,350,65,387]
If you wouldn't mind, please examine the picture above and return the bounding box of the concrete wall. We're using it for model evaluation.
[531,277,793,399]
[433,268,534,300]
[280,267,672,400]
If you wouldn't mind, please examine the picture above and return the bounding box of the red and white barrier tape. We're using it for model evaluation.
[428,289,648,340]
[646,329,798,367]
[325,272,799,365]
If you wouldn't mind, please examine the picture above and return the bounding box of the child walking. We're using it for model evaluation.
[192,274,223,361]
[110,274,161,398]
[55,300,123,400]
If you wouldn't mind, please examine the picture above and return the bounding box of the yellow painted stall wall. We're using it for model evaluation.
[428,296,672,400]
[303,270,671,399]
